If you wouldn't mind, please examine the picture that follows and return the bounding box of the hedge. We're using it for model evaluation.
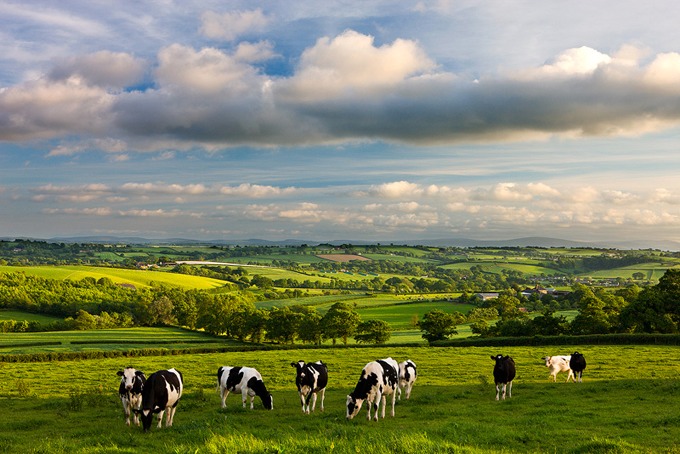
[431,333,680,347]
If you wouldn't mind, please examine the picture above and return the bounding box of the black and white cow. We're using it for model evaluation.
[397,359,417,401]
[491,354,516,401]
[117,367,146,426]
[346,357,399,421]
[290,360,328,414]
[217,366,273,410]
[570,352,587,383]
[136,368,183,432]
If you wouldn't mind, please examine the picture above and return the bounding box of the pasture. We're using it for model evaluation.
[1,344,679,453]
[0,265,228,290]
[0,327,242,354]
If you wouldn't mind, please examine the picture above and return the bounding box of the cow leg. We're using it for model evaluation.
[220,388,230,408]
[319,388,326,412]
[390,391,396,417]
[166,407,175,427]
[122,400,131,426]
[299,392,306,413]
[495,383,500,401]
[397,385,402,401]
[249,394,256,410]
[507,381,513,398]
[156,409,165,428]
[310,392,317,413]
[406,383,413,400]
[567,370,574,383]
[501,383,507,400]
[380,394,387,419]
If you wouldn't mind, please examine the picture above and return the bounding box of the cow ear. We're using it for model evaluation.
[490,356,495,360]
[290,362,296,367]
[117,370,124,376]
[136,371,144,376]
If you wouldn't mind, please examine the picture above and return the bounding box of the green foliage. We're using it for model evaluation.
[321,302,361,345]
[354,319,392,344]
[418,309,463,343]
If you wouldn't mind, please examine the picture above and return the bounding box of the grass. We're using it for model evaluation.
[0,344,678,453]
[0,265,228,290]
[0,327,242,354]
[0,309,63,324]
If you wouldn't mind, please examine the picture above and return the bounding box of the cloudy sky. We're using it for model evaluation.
[2,1,680,246]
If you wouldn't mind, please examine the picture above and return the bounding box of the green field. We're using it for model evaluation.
[0,265,228,290]
[0,310,63,324]
[0,344,678,453]
[0,327,242,354]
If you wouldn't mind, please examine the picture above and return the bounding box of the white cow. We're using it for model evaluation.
[542,355,574,382]
[217,366,273,410]
[346,357,399,421]
[117,367,145,426]
[397,359,417,401]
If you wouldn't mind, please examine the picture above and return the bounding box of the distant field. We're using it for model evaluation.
[0,265,228,290]
[317,254,371,262]
[0,326,241,354]
[0,310,63,324]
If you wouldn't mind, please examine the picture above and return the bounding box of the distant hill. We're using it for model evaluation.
[0,235,675,250]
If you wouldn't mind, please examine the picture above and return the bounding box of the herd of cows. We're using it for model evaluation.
[117,352,586,431]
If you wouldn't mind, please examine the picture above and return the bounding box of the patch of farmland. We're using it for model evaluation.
[0,309,63,324]
[0,326,239,354]
[317,254,371,262]
[0,265,227,290]
[1,345,678,453]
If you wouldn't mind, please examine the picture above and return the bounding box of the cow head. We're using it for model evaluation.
[138,409,154,432]
[291,361,305,378]
[542,356,552,367]
[117,367,143,391]
[262,393,274,410]
[346,394,364,420]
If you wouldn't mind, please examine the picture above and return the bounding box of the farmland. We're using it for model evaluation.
[0,344,679,453]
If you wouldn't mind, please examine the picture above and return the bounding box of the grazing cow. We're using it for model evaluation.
[491,354,516,400]
[290,360,328,414]
[542,355,575,382]
[117,367,146,426]
[346,357,399,421]
[136,368,183,432]
[217,366,273,410]
[397,359,417,401]
[570,352,587,383]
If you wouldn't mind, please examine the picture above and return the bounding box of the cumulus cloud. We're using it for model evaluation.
[48,51,146,88]
[200,9,270,41]
[5,32,680,150]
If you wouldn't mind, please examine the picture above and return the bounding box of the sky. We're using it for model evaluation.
[2,1,680,247]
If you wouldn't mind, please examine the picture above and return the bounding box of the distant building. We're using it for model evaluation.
[474,292,499,301]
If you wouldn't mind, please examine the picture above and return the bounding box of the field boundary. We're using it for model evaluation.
[433,332,680,347]
[4,332,680,362]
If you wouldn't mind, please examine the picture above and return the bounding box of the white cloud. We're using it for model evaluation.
[49,51,146,88]
[200,9,270,41]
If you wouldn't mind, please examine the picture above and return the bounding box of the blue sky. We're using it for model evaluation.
[2,1,680,246]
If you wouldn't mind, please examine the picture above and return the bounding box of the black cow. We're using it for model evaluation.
[346,357,399,421]
[136,368,183,431]
[570,352,587,383]
[117,367,145,426]
[491,354,516,400]
[291,360,328,414]
[217,366,273,410]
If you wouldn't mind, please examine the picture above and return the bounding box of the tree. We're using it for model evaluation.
[418,309,461,344]
[321,302,361,345]
[354,319,391,344]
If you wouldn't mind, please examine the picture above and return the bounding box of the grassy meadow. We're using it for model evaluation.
[0,327,243,354]
[1,344,679,453]
[0,265,228,290]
